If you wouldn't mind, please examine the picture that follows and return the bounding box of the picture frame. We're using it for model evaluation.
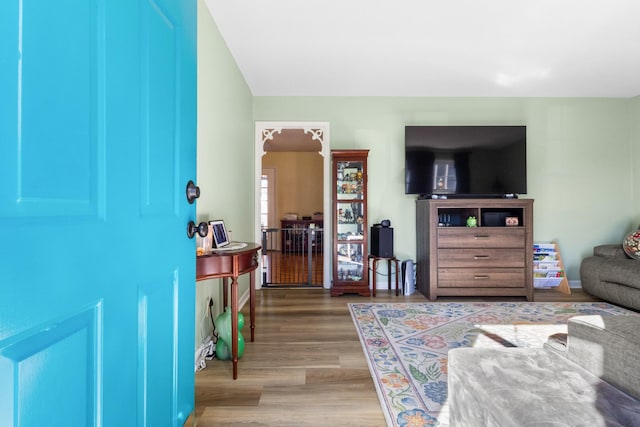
[209,219,230,248]
[505,217,519,227]
[343,167,358,181]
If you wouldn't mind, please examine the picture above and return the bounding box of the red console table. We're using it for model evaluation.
[196,243,261,379]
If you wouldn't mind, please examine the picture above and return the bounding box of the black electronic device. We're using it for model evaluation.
[483,211,509,227]
[380,219,391,228]
[405,125,527,198]
[371,226,394,258]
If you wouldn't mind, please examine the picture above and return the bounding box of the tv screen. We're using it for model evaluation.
[405,125,527,197]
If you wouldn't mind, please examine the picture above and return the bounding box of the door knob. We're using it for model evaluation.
[187,221,208,239]
[186,180,200,204]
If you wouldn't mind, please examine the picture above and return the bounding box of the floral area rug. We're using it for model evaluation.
[349,301,635,427]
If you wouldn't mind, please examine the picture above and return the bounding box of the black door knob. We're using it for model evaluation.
[187,221,208,239]
[186,180,200,204]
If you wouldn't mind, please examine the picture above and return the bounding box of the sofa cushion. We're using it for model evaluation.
[594,258,640,291]
[580,254,640,311]
[594,244,629,259]
[448,347,640,427]
[568,315,640,400]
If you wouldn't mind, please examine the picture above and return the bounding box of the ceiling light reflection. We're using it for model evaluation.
[496,68,551,87]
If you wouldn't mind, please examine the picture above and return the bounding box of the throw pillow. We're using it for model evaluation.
[622,229,640,260]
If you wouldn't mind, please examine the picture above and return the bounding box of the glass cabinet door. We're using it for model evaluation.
[336,243,364,281]
[336,202,364,241]
[332,150,369,296]
[336,160,364,201]
[335,160,366,282]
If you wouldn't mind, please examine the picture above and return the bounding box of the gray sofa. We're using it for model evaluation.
[580,244,640,311]
[448,314,640,426]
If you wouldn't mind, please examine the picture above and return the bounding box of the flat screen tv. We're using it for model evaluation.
[405,125,527,198]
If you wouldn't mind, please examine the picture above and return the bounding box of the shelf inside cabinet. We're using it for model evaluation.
[435,206,526,227]
[436,207,479,227]
[336,160,365,200]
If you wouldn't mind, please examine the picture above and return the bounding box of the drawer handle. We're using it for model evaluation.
[474,255,490,260]
[474,275,490,280]
[474,235,490,240]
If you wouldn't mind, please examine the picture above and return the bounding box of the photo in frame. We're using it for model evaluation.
[209,220,230,248]
[505,216,519,227]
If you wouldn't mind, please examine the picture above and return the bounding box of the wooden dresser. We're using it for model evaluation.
[416,198,534,301]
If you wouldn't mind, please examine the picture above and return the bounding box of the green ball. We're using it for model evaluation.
[215,309,231,344]
[215,339,230,360]
[214,334,245,360]
[238,312,245,330]
[214,307,247,360]
[237,333,245,358]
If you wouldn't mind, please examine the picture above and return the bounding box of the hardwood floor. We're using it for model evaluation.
[194,287,599,426]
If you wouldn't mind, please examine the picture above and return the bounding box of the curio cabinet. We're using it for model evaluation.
[331,149,369,296]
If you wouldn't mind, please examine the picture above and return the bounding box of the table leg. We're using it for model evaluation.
[222,277,229,310]
[394,259,399,296]
[230,276,238,380]
[387,259,392,291]
[249,270,255,342]
[371,258,377,297]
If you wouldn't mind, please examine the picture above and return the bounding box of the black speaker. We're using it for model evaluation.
[371,226,394,258]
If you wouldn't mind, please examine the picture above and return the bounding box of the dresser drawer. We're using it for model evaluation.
[437,227,525,248]
[438,248,525,268]
[438,268,525,288]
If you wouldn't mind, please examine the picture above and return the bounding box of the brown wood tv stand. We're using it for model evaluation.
[416,198,534,301]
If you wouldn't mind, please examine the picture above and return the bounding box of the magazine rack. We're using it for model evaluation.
[533,241,571,295]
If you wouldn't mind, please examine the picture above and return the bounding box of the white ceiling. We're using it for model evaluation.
[205,0,640,98]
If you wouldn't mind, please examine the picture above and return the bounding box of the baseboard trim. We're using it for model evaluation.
[184,412,195,427]
[239,288,250,309]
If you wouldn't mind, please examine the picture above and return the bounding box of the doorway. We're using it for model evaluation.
[254,122,331,288]
[261,168,276,230]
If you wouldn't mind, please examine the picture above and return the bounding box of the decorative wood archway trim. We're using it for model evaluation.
[254,122,331,289]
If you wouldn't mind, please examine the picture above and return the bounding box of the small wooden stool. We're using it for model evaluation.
[368,255,400,296]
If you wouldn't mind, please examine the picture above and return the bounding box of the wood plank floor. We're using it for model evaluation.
[194,288,599,426]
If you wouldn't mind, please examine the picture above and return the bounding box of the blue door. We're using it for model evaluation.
[0,0,197,426]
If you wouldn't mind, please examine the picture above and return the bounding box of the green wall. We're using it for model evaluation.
[196,1,254,345]
[196,6,640,347]
[253,97,638,281]
[633,96,640,217]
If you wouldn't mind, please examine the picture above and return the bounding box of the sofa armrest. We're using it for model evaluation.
[568,315,640,400]
[593,244,629,259]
